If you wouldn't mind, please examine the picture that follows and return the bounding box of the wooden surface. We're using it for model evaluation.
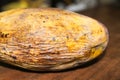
[0,6,120,80]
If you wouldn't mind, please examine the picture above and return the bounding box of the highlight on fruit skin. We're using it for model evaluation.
[0,8,109,71]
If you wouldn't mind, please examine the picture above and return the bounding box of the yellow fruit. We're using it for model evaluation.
[0,8,108,71]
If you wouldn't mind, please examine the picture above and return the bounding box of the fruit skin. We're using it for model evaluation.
[0,8,108,71]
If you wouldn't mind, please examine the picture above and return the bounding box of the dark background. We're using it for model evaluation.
[0,0,120,80]
[0,0,120,11]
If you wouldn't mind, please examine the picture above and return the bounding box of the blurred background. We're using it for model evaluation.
[0,0,120,12]
[0,0,120,80]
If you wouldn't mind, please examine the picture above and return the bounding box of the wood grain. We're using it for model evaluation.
[0,5,120,80]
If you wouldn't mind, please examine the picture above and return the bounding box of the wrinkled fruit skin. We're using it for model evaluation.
[0,8,108,71]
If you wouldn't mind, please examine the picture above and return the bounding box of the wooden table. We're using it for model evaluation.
[0,6,120,80]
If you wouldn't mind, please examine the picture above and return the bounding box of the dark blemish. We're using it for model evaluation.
[5,34,9,38]
[56,51,60,54]
[52,37,56,41]
[66,36,69,39]
[100,29,102,32]
[74,38,77,41]
[1,34,4,38]
[14,21,17,24]
[28,45,32,48]
[0,32,9,38]
[63,12,70,15]
[2,47,6,50]
[43,21,46,23]
[11,55,17,59]
[30,14,33,16]
[83,33,87,36]
[40,15,45,17]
